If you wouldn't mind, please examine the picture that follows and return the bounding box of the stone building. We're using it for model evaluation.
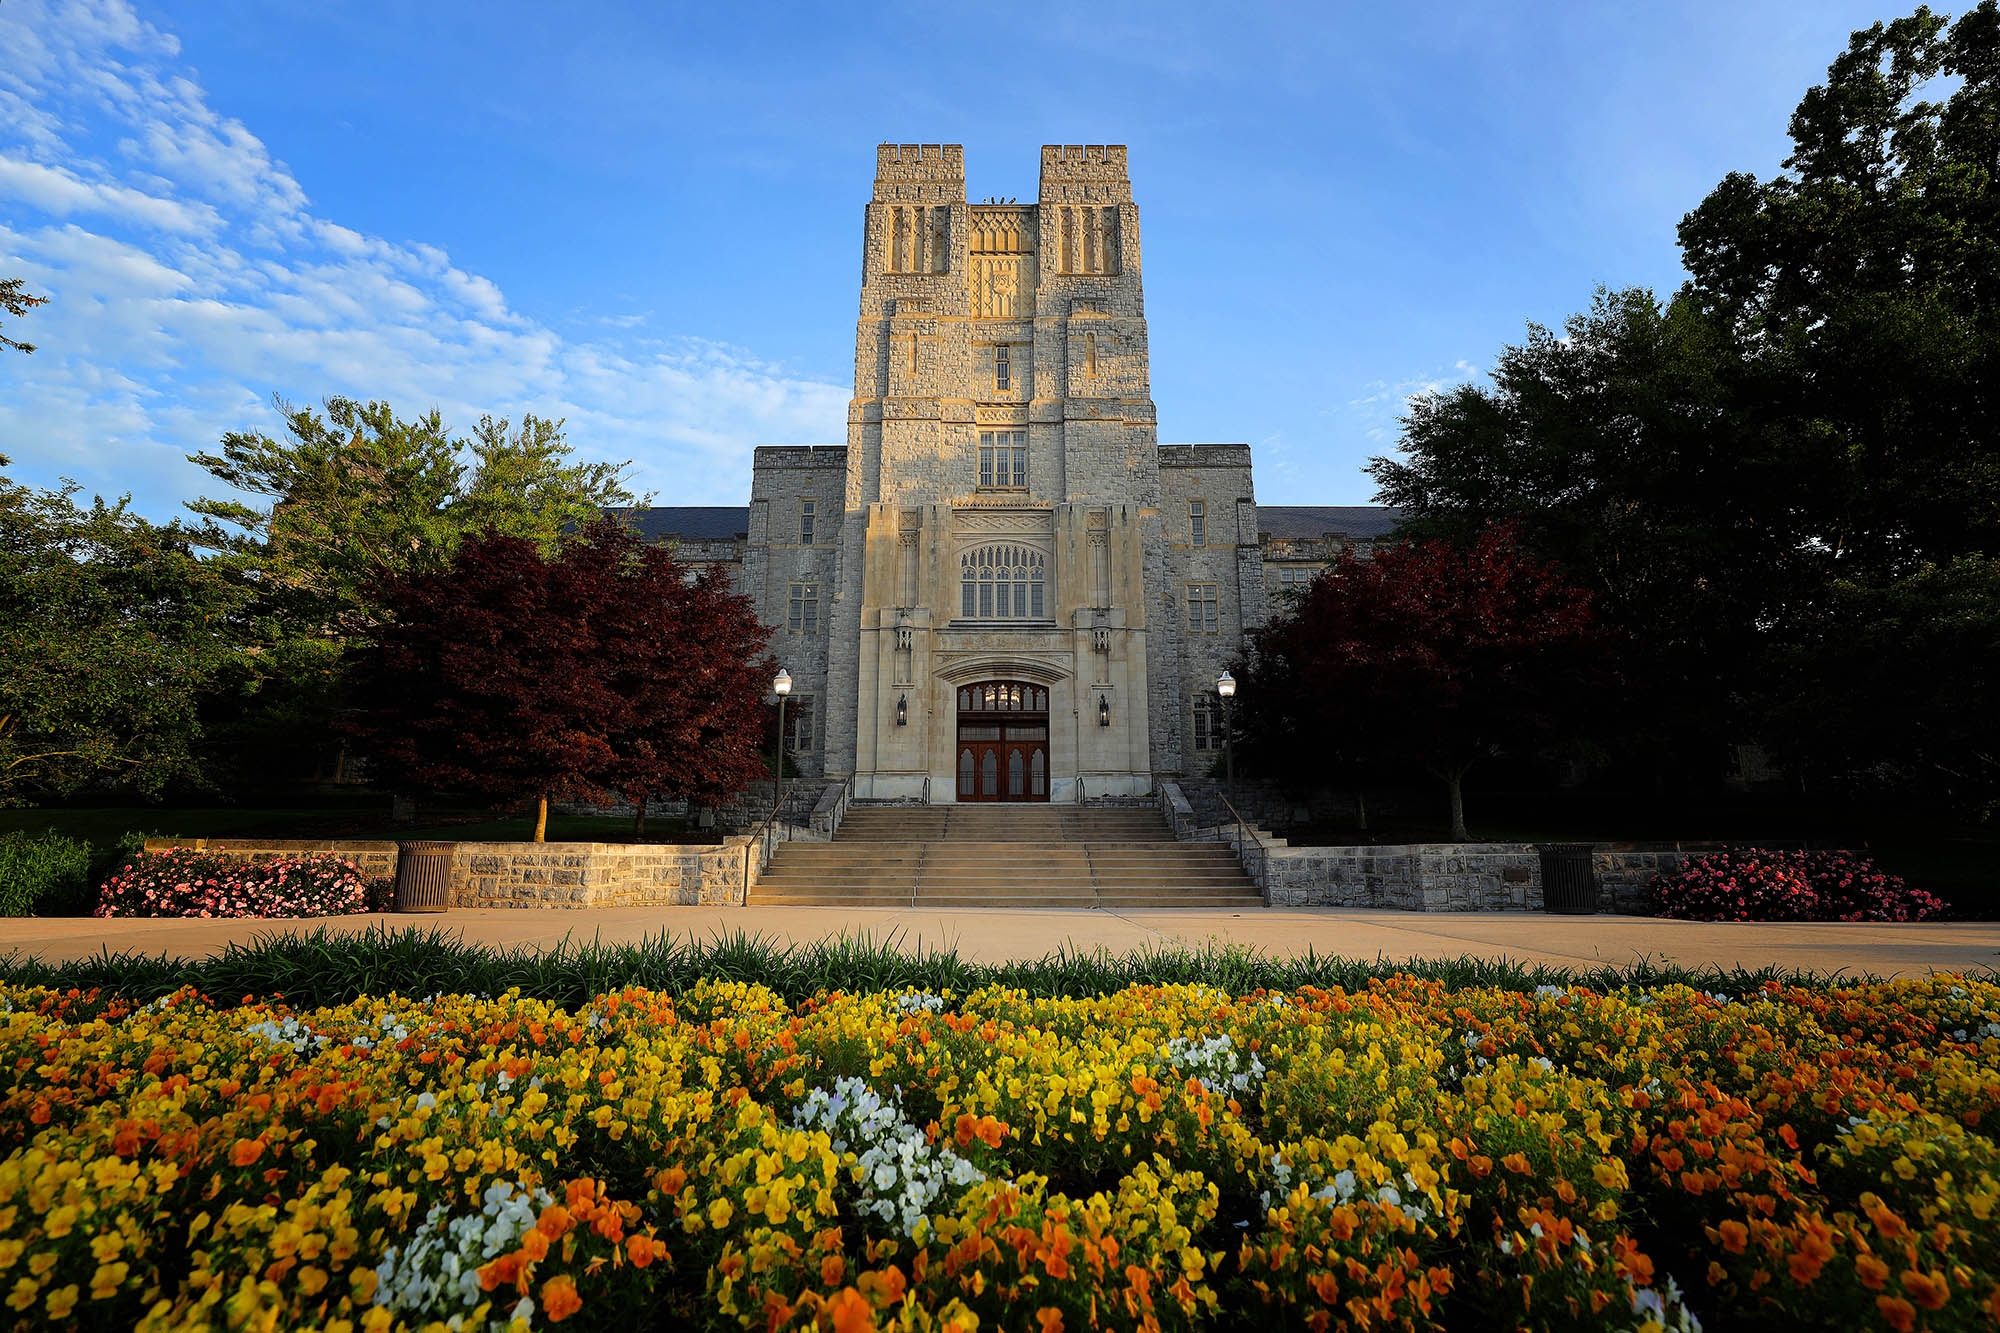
[617,144,1398,802]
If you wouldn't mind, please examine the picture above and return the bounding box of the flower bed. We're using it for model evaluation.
[92,846,392,918]
[0,974,1995,1332]
[1650,849,1946,922]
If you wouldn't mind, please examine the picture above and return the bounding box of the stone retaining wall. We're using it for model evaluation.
[1245,836,1710,912]
[145,838,758,909]
[1147,796,1719,915]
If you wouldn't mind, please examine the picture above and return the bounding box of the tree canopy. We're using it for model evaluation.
[1369,4,2000,814]
[1236,525,1611,841]
[0,457,250,804]
[183,397,646,787]
[188,397,640,632]
[347,520,771,840]
[1,278,46,354]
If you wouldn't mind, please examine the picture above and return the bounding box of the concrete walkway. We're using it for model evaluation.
[3,908,1995,978]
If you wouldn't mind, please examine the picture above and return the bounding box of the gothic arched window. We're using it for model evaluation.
[959,545,1046,620]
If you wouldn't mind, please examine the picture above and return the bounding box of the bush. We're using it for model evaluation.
[93,846,392,919]
[1650,847,1945,921]
[0,830,92,916]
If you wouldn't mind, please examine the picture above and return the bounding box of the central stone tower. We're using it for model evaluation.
[822,142,1163,801]
[739,144,1259,801]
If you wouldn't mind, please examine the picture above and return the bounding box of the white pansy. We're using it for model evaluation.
[793,1076,986,1239]
[1158,1032,1266,1097]
[374,1178,551,1329]
[243,1014,328,1054]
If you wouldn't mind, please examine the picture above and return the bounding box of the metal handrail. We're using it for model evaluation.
[744,765,811,894]
[1215,791,1268,904]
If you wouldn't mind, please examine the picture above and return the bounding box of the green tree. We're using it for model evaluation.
[187,396,467,631]
[1372,5,2000,810]
[186,398,641,786]
[1369,288,1768,778]
[455,414,638,554]
[1678,3,2000,575]
[0,457,250,804]
[1,278,46,354]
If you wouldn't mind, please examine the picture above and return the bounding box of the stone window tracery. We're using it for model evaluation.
[959,545,1047,620]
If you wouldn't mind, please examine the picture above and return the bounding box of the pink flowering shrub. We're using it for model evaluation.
[1791,849,1948,921]
[93,847,392,919]
[1649,848,1945,922]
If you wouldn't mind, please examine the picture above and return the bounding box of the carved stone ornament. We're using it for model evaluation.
[952,507,1055,535]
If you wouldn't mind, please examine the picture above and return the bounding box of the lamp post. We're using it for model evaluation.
[773,669,792,814]
[1215,670,1236,792]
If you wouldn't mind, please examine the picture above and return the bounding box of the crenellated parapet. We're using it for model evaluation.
[874,143,966,203]
[1038,145,1131,203]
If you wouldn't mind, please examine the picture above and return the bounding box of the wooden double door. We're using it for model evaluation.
[955,681,1050,802]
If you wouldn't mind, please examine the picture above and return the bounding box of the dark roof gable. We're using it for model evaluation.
[607,506,749,541]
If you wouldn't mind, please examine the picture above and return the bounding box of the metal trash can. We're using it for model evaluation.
[393,841,455,913]
[1538,843,1599,915]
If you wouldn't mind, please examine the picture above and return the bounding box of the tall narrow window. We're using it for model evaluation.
[977,430,1027,489]
[1188,500,1206,548]
[995,344,1010,391]
[1085,331,1097,377]
[787,582,820,634]
[1185,582,1219,634]
[785,698,814,753]
[1191,693,1218,752]
[799,498,816,546]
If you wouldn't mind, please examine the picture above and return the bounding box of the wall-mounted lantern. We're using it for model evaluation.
[1097,694,1111,727]
[896,693,908,727]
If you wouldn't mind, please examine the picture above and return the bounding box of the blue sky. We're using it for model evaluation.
[0,0,1898,518]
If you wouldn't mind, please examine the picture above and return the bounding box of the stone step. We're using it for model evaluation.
[757,802,1253,907]
[750,892,1264,907]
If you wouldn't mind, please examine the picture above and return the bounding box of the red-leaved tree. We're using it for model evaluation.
[348,519,771,840]
[1236,523,1612,841]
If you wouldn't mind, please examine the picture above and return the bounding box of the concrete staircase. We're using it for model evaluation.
[753,805,1262,908]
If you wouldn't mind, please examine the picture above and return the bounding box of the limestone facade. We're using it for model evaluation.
[621,145,1398,802]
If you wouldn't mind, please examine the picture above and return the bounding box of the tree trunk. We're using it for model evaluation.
[1355,789,1369,834]
[632,794,647,841]
[534,796,548,844]
[1446,770,1469,843]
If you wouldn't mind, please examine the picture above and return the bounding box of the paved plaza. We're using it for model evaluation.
[3,908,1994,978]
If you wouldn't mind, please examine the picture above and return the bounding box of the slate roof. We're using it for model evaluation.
[609,506,749,541]
[1257,506,1404,540]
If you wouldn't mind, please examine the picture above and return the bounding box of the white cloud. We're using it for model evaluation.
[1344,359,1484,448]
[0,0,845,515]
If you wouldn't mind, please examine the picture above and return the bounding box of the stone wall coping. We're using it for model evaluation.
[1268,840,1735,858]
[145,838,399,854]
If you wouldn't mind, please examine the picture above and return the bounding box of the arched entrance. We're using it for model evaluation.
[955,681,1049,802]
